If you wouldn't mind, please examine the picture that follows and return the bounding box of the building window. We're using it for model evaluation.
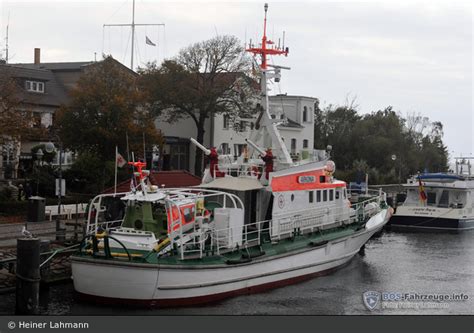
[25,80,44,93]
[303,106,308,122]
[309,191,314,203]
[291,138,297,153]
[240,121,246,132]
[303,139,308,149]
[32,112,42,128]
[234,144,246,157]
[220,143,229,154]
[223,114,230,129]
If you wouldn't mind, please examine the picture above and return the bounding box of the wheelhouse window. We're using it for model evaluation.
[316,190,321,202]
[323,190,328,202]
[438,190,449,208]
[309,191,314,203]
[329,189,334,201]
[427,192,437,206]
[335,189,340,200]
[319,175,326,183]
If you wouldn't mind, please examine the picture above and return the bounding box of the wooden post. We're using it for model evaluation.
[39,240,51,286]
[15,237,40,315]
[74,201,79,242]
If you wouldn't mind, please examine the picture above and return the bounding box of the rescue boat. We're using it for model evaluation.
[70,4,392,306]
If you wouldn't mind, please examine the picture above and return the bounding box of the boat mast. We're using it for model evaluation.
[4,13,9,63]
[131,0,135,70]
[103,1,165,71]
[246,3,293,166]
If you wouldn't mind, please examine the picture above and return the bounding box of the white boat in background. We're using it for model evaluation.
[70,4,392,306]
[390,157,474,231]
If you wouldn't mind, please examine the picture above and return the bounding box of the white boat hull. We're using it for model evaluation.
[71,209,390,306]
[391,206,474,230]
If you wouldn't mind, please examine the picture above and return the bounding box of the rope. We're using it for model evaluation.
[16,273,41,283]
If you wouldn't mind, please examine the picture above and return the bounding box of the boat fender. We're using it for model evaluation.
[242,250,266,259]
[95,231,107,239]
[308,240,328,247]
[225,257,252,265]
[154,238,170,252]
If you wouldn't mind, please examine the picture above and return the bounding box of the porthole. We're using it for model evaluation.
[134,219,144,230]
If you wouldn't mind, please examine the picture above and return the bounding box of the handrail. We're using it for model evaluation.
[79,234,132,261]
[82,187,387,261]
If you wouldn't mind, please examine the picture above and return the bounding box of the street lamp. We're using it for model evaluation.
[35,148,44,196]
[45,140,64,241]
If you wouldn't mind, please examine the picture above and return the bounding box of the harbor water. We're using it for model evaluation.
[0,229,472,315]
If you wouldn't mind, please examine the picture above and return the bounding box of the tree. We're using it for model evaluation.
[313,102,448,184]
[0,67,31,141]
[57,56,163,162]
[139,35,257,175]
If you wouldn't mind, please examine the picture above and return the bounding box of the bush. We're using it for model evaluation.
[0,200,28,215]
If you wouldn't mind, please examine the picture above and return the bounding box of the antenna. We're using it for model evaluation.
[4,12,10,63]
[246,3,288,70]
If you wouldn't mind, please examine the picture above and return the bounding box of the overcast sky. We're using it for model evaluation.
[1,0,472,160]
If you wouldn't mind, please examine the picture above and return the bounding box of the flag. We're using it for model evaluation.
[418,177,427,202]
[145,36,156,46]
[116,151,126,168]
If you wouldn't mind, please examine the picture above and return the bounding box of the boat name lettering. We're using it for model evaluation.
[298,176,316,184]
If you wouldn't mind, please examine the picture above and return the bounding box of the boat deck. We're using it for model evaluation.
[73,222,364,267]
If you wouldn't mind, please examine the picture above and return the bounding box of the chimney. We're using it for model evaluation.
[34,48,41,65]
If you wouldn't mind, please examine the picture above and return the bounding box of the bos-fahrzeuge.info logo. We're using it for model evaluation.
[363,291,381,310]
[362,291,469,311]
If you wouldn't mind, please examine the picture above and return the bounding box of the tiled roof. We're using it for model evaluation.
[102,170,202,194]
[0,64,68,107]
[15,62,93,71]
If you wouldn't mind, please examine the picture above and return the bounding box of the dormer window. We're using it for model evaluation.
[25,80,44,93]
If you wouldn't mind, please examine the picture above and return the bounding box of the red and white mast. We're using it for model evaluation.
[246,3,293,167]
[246,3,288,70]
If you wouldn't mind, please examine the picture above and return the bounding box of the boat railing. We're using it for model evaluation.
[175,189,387,259]
[85,192,129,235]
[210,162,265,179]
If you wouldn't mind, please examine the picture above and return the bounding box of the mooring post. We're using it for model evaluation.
[16,237,41,315]
[39,239,51,287]
[74,200,79,242]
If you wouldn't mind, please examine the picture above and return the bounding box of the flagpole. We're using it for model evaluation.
[142,132,146,163]
[114,146,118,196]
[126,132,130,162]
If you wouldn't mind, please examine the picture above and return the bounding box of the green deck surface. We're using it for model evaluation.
[74,222,364,267]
